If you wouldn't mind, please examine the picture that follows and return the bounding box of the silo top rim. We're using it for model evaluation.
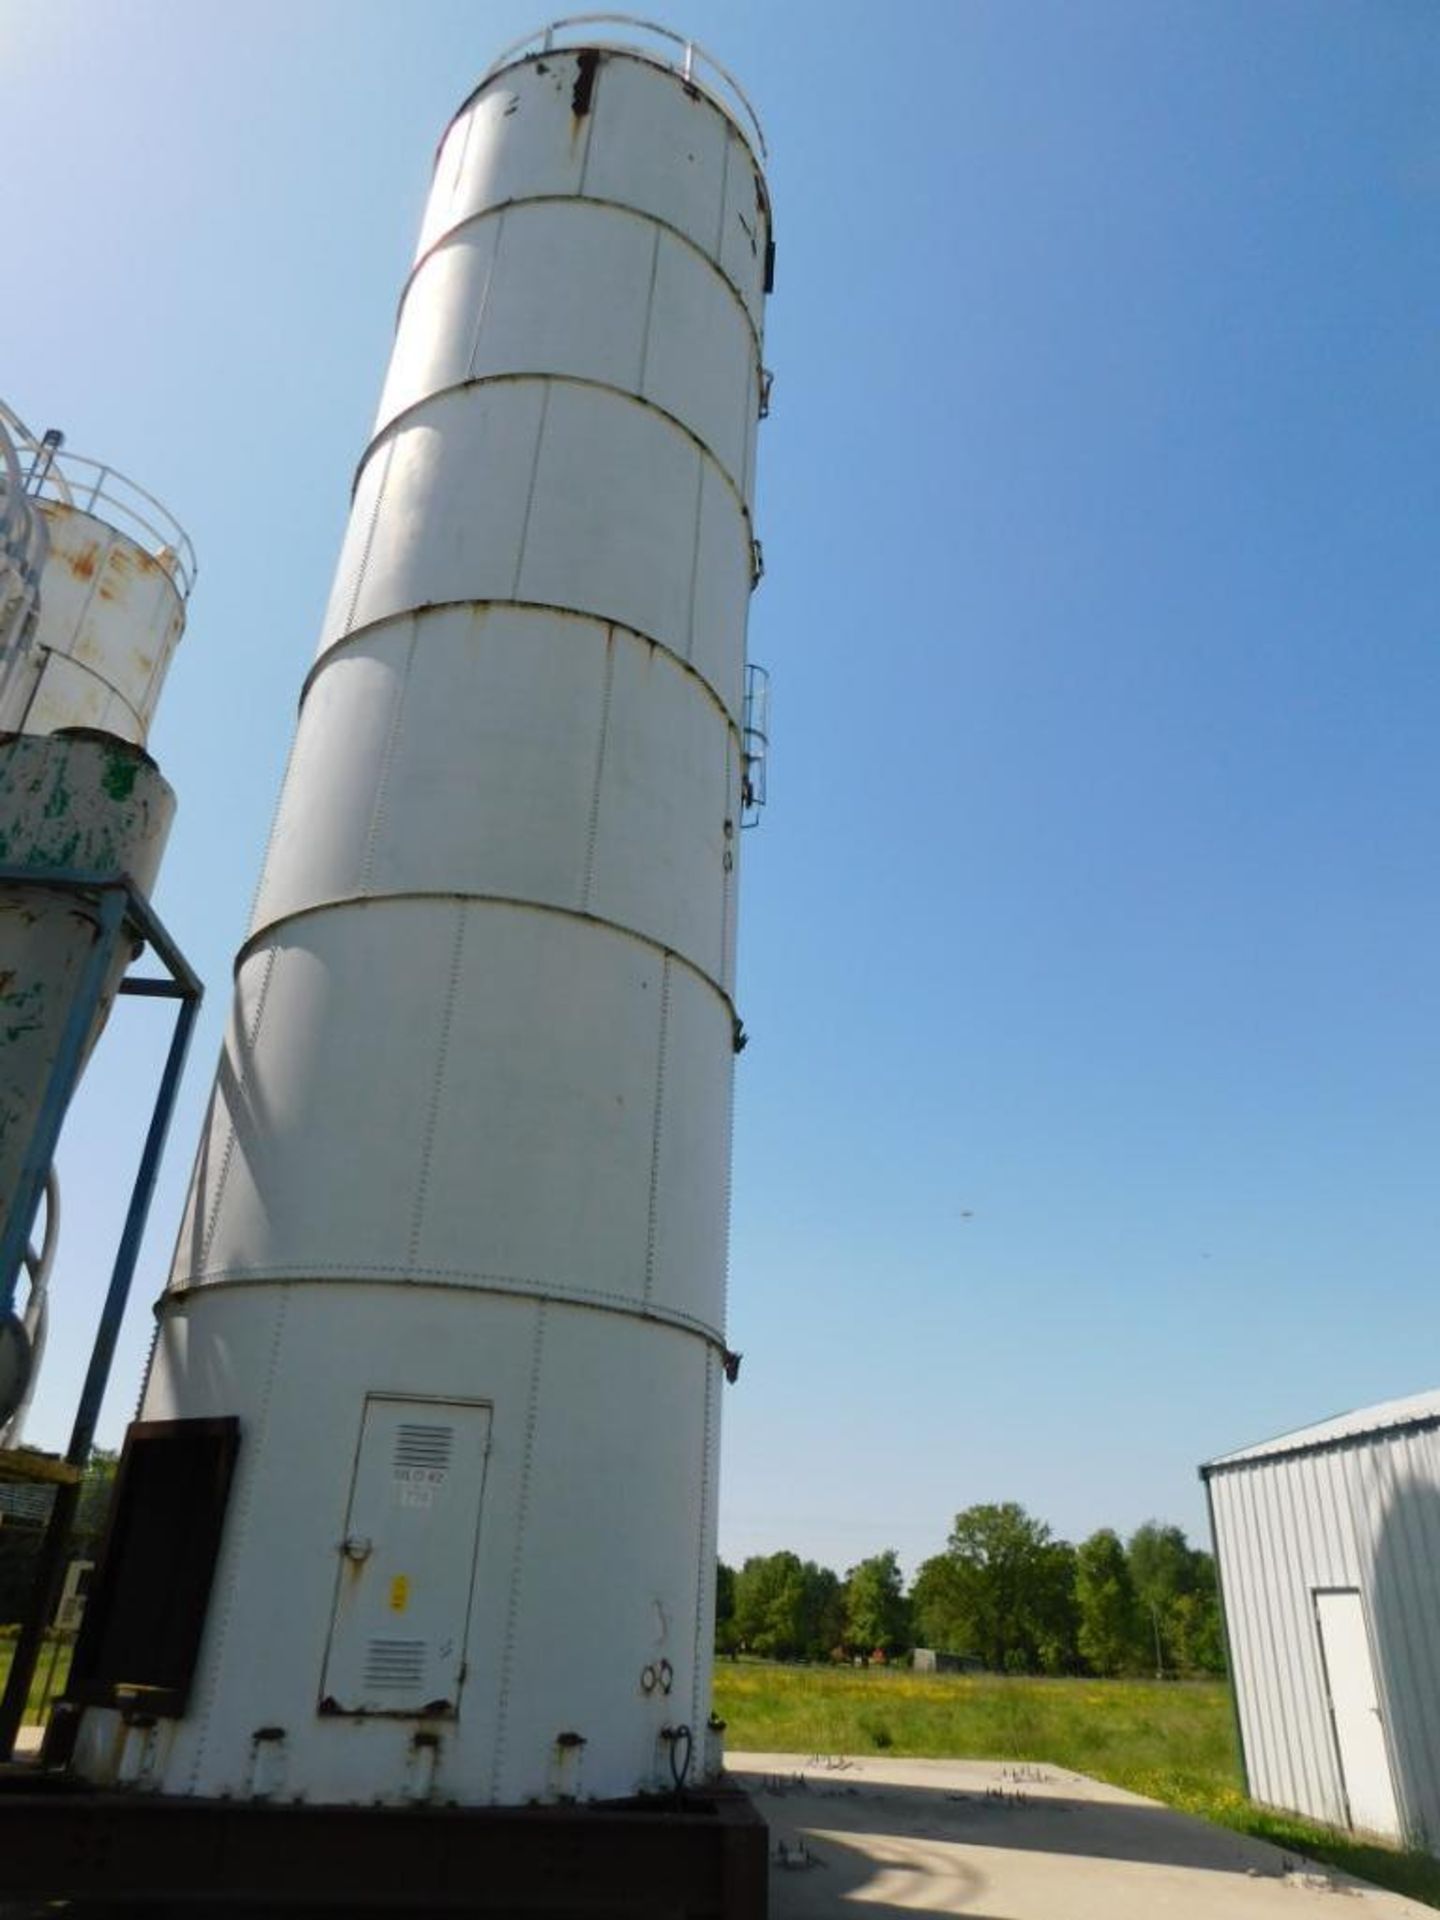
[479,15,768,160]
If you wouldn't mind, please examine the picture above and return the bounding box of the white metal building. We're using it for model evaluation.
[1203,1389,1440,1849]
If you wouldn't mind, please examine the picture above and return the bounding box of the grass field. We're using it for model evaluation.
[713,1661,1440,1910]
[0,1636,70,1726]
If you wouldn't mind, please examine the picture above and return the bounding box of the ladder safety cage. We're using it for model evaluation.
[741,664,769,827]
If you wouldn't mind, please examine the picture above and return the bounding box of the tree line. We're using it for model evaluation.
[717,1502,1225,1678]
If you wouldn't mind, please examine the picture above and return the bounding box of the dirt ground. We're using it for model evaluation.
[730,1751,1432,1920]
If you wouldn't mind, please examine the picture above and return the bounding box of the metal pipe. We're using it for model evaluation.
[0,980,200,1757]
[4,1169,60,1446]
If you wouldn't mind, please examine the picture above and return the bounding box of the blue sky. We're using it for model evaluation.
[5,0,1438,1577]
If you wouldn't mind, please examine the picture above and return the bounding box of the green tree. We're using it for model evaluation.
[920,1503,1077,1674]
[842,1550,910,1656]
[732,1552,843,1660]
[1075,1528,1142,1675]
[1030,1539,1080,1675]
[714,1559,738,1656]
[1167,1552,1226,1674]
[1127,1523,1193,1610]
[73,1448,119,1554]
[909,1552,974,1656]
[1126,1522,1224,1674]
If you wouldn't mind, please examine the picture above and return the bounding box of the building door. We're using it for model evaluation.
[1314,1588,1401,1839]
[320,1396,491,1716]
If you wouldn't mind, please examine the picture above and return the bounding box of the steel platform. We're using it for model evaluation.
[0,1772,768,1920]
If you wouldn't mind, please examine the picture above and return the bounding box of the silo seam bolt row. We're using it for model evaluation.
[579,631,617,912]
[642,957,673,1306]
[356,619,423,898]
[197,942,280,1276]
[406,905,469,1270]
[491,1301,548,1803]
[356,375,759,544]
[303,602,748,736]
[186,1289,291,1788]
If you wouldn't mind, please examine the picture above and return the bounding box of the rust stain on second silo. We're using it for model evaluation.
[65,541,101,582]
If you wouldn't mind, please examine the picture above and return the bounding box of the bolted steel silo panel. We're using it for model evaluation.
[514,385,748,682]
[642,227,760,496]
[413,934,733,1335]
[379,205,758,496]
[257,611,606,936]
[380,207,654,432]
[175,912,472,1288]
[318,388,544,656]
[324,385,753,716]
[256,610,738,989]
[104,26,771,1810]
[690,457,758,716]
[481,1314,721,1803]
[183,902,733,1342]
[585,635,739,990]
[641,960,738,1333]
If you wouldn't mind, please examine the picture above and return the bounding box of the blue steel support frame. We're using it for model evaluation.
[0,867,201,1321]
[0,866,201,1757]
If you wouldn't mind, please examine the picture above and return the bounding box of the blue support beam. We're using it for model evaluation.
[0,866,201,1757]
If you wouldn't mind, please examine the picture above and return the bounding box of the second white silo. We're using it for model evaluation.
[0,411,195,1402]
[72,21,772,1809]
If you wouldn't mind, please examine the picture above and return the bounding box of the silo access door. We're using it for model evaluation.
[320,1395,491,1716]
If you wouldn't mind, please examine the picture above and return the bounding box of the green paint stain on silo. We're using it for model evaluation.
[101,751,139,802]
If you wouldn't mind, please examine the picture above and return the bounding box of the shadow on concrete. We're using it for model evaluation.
[734,1766,1288,1884]
[763,1818,1001,1920]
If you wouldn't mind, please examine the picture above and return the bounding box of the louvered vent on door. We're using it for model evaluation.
[364,1638,427,1691]
[394,1424,455,1471]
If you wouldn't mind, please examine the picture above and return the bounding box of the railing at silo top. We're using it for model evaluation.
[0,402,196,602]
[485,15,768,158]
[25,449,197,601]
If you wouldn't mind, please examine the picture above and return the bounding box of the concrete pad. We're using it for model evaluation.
[729,1751,1432,1919]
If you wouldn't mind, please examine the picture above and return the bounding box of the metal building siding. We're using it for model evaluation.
[1374,1426,1440,1843]
[1207,1405,1440,1848]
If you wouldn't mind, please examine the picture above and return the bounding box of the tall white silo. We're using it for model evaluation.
[71,22,772,1807]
